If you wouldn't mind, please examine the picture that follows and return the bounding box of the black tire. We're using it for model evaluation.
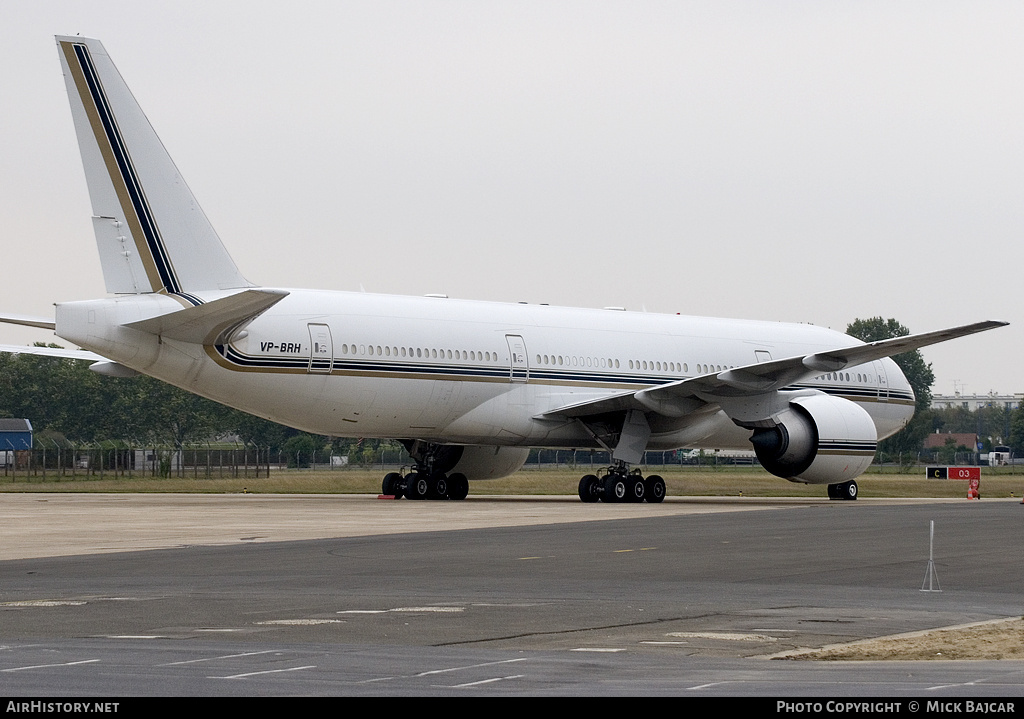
[448,473,469,501]
[828,480,858,500]
[602,474,627,503]
[405,472,430,500]
[429,474,449,500]
[627,476,646,503]
[645,475,666,503]
[382,472,403,498]
[578,474,601,503]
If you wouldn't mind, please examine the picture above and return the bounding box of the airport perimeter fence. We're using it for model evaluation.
[363,448,763,472]
[364,448,1010,473]
[519,449,760,471]
[0,444,759,482]
[1,443,1012,482]
[0,443,278,481]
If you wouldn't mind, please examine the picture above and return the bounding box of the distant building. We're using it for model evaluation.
[133,449,183,473]
[0,418,33,466]
[923,432,979,451]
[0,418,33,450]
[931,392,1021,411]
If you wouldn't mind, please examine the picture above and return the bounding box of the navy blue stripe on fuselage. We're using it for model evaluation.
[213,347,905,402]
[791,382,914,403]
[72,43,180,294]
[819,441,877,452]
[217,345,662,382]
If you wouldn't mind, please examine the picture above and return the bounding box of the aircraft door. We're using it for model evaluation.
[505,334,529,383]
[308,323,333,374]
[873,360,889,401]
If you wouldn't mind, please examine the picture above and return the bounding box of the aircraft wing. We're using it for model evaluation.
[536,390,651,419]
[540,320,1008,420]
[0,344,103,361]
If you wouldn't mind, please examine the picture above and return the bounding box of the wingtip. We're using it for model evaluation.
[971,320,1010,332]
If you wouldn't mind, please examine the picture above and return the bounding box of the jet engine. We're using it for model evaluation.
[448,446,531,480]
[749,394,878,484]
[404,441,531,481]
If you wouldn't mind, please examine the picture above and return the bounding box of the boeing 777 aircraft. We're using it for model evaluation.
[0,37,1007,502]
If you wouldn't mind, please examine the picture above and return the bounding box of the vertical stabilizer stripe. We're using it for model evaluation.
[60,41,180,294]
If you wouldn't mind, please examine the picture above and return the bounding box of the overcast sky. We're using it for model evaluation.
[1,1,1020,397]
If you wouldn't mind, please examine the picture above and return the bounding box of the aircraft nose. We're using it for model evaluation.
[892,360,916,406]
[875,357,916,438]
[893,365,916,428]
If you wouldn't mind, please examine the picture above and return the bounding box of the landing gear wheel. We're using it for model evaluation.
[382,472,404,498]
[578,474,601,503]
[447,473,469,501]
[602,474,627,503]
[828,480,858,500]
[405,472,430,500]
[429,474,449,500]
[626,476,646,503]
[644,475,666,503]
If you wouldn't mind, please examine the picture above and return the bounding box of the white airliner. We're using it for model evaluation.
[0,37,1007,502]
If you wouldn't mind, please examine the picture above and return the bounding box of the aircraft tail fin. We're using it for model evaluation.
[56,36,252,296]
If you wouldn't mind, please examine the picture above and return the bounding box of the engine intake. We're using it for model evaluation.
[750,394,877,484]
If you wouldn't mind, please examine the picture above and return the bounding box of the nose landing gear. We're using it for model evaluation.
[827,479,858,500]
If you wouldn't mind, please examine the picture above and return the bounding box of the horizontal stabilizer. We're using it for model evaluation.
[0,314,57,330]
[0,343,102,361]
[0,345,142,376]
[124,289,289,345]
[89,360,139,377]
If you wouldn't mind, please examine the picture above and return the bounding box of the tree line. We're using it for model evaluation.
[0,345,395,462]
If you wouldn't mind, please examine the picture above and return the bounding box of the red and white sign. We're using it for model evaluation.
[948,466,981,481]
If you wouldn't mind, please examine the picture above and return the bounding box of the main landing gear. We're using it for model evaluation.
[827,479,858,500]
[382,471,469,500]
[577,465,666,504]
[381,441,469,500]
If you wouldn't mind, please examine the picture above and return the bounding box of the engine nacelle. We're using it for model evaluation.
[437,445,531,481]
[749,394,877,484]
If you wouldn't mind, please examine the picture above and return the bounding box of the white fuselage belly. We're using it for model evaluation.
[55,289,915,450]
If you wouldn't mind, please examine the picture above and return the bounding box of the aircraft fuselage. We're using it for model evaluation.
[55,289,916,453]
